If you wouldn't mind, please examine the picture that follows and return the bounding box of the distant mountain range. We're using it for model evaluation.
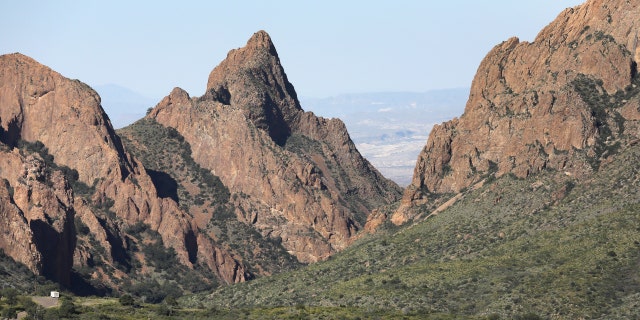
[302,89,468,186]
[93,84,158,129]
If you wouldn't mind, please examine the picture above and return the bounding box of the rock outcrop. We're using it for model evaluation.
[0,150,43,276]
[395,0,640,223]
[0,53,247,290]
[149,31,402,263]
[0,149,75,286]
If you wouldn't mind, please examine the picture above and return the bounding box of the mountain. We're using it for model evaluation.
[393,0,640,224]
[302,89,468,186]
[0,29,401,298]
[7,0,640,317]
[0,53,247,296]
[194,0,640,318]
[129,31,402,264]
[94,85,467,187]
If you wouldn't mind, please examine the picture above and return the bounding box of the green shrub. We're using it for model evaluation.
[57,298,76,318]
[119,294,134,306]
[1,307,17,319]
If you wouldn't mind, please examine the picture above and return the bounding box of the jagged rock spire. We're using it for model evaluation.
[206,30,302,145]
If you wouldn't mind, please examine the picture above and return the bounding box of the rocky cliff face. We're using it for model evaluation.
[0,150,45,278]
[0,31,400,291]
[0,149,74,286]
[395,0,640,223]
[149,31,402,263]
[0,53,247,291]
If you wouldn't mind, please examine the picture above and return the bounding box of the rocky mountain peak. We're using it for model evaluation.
[393,0,640,223]
[245,30,278,54]
[205,30,301,145]
[149,30,402,263]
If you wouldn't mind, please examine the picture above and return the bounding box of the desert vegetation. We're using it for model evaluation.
[118,118,301,278]
[186,142,640,319]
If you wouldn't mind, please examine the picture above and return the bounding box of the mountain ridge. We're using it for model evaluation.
[0,28,401,296]
[393,0,640,224]
[0,52,249,291]
[146,30,401,263]
[4,1,640,318]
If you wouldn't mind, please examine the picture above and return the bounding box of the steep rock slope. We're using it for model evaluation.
[396,0,640,223]
[0,53,246,291]
[0,148,72,286]
[148,31,402,263]
[117,118,302,278]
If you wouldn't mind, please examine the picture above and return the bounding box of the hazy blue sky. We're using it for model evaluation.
[1,1,583,99]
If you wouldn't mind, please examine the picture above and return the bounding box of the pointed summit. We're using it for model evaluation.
[147,31,402,263]
[244,30,277,54]
[206,30,301,145]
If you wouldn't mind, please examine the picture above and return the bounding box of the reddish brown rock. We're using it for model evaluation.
[0,151,41,274]
[0,149,74,285]
[0,53,246,288]
[150,31,401,263]
[0,27,397,288]
[197,233,246,284]
[395,0,640,223]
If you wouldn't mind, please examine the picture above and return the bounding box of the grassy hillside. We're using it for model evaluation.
[189,142,640,319]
